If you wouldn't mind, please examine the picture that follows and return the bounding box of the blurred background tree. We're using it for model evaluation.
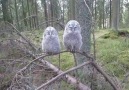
[1,0,129,90]
[0,0,129,31]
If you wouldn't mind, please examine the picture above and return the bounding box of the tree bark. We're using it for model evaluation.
[109,0,112,28]
[75,0,94,88]
[1,0,12,23]
[21,0,27,26]
[41,0,49,27]
[94,0,97,21]
[14,0,20,30]
[68,0,75,20]
[112,0,120,31]
[76,0,92,63]
[103,0,105,28]
[35,0,39,29]
[27,0,32,28]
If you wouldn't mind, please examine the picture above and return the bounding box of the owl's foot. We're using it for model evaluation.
[71,50,76,53]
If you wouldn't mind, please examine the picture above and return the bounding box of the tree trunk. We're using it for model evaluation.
[119,0,123,27]
[50,0,54,26]
[14,0,20,30]
[45,0,49,27]
[1,0,12,23]
[94,0,97,21]
[75,0,93,88]
[112,0,120,31]
[68,0,75,20]
[34,0,39,29]
[99,12,102,29]
[103,0,105,28]
[27,0,32,28]
[109,0,112,28]
[22,0,27,26]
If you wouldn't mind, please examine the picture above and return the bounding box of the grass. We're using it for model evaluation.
[96,37,129,77]
[95,30,129,90]
[1,28,129,89]
[19,29,129,89]
[22,29,129,74]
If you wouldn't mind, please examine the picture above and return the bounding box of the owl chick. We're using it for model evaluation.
[63,20,82,52]
[42,26,60,55]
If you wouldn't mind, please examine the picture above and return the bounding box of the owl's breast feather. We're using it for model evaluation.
[64,33,81,45]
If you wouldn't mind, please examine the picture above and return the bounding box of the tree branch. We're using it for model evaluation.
[10,51,92,90]
[36,61,92,90]
[9,50,118,90]
[5,21,37,51]
[92,62,118,90]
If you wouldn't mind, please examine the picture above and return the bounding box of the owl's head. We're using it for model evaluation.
[65,20,81,33]
[43,26,58,38]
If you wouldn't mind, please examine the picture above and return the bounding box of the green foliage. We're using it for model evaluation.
[46,52,74,70]
[96,30,129,79]
[23,29,74,70]
[101,30,129,39]
[24,29,129,79]
[59,80,75,90]
[101,31,119,39]
[7,29,128,89]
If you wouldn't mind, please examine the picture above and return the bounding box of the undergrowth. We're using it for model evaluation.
[5,29,129,90]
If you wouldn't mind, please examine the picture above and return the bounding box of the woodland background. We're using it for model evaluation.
[0,0,129,90]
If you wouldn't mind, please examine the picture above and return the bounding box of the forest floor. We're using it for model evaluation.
[0,29,129,90]
[29,29,129,89]
[22,30,129,77]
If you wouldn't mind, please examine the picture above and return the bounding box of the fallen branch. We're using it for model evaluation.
[9,50,118,90]
[21,50,94,72]
[5,21,37,51]
[36,61,92,90]
[92,62,118,90]
[122,72,129,83]
[10,51,91,90]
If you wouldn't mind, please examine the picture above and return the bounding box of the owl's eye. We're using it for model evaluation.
[47,32,50,35]
[68,25,72,28]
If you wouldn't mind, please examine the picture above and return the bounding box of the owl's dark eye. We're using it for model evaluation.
[69,26,73,29]
[47,32,50,35]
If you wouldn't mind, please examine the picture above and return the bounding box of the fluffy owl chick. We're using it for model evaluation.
[63,20,82,52]
[42,26,60,55]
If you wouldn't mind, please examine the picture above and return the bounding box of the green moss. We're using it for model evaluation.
[96,32,129,79]
[21,29,129,89]
[118,50,129,69]
[101,31,119,39]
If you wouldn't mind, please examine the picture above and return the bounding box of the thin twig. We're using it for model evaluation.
[5,21,37,51]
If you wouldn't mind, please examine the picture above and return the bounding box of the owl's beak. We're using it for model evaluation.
[49,32,53,36]
[50,32,52,35]
[71,28,75,32]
